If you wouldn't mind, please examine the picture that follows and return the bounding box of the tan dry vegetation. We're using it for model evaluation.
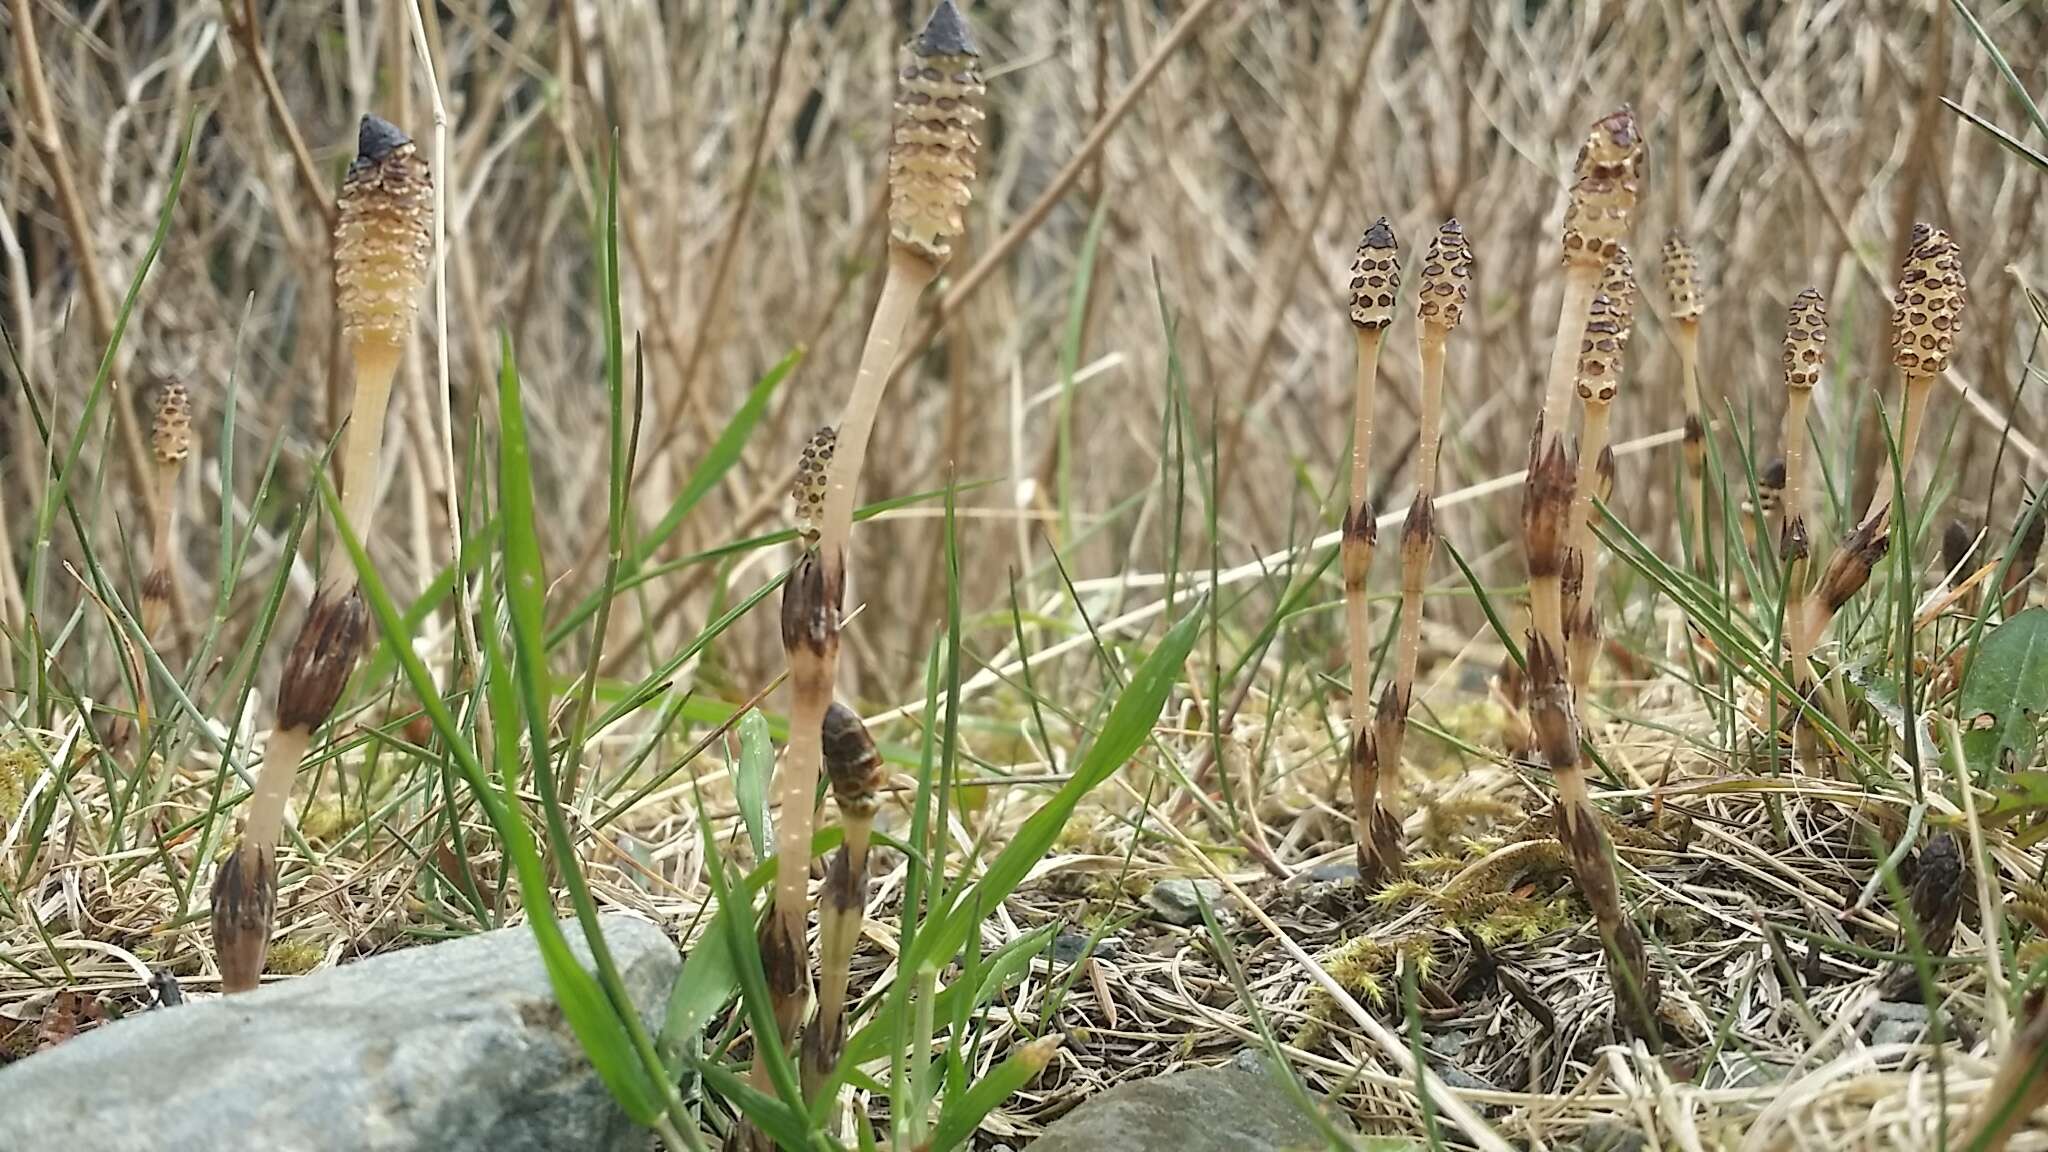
[6,2,2048,1149]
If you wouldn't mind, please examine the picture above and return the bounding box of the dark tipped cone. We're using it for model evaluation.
[913,0,976,57]
[356,114,411,165]
[1363,215,1396,250]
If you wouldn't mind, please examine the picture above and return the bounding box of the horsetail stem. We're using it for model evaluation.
[212,115,428,994]
[1779,289,1827,718]
[1524,107,1658,1047]
[769,1,983,1102]
[1799,225,1966,656]
[802,703,885,1116]
[1343,217,1399,882]
[1661,233,1707,570]
[142,377,191,646]
[1565,246,1634,701]
[1370,220,1469,880]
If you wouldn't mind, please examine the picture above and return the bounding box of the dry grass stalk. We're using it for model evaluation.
[1779,289,1827,720]
[1961,986,2048,1151]
[1797,225,1966,656]
[1523,107,1659,1046]
[1372,220,1470,881]
[1564,247,1634,700]
[1344,217,1400,882]
[212,115,428,993]
[141,378,192,646]
[764,0,982,1103]
[1661,234,1707,570]
[802,703,885,1116]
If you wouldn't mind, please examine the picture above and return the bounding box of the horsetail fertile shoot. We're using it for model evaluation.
[1798,225,1966,657]
[1371,220,1470,879]
[766,0,983,1086]
[141,377,191,646]
[802,703,886,1116]
[1661,234,1706,569]
[1564,246,1634,700]
[1779,290,1826,720]
[212,115,428,994]
[1524,107,1659,1046]
[1344,217,1400,883]
[1868,224,1968,525]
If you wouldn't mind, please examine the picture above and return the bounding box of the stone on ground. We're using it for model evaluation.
[0,914,677,1152]
[1029,1063,1340,1152]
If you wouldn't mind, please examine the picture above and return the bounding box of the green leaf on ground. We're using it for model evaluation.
[1961,608,2048,779]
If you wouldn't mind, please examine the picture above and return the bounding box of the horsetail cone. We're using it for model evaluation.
[1417,219,1472,332]
[334,116,431,348]
[1891,224,1967,378]
[1784,289,1827,390]
[1575,293,1629,403]
[1349,218,1401,331]
[1562,107,1643,271]
[1661,235,1701,322]
[821,702,883,823]
[888,0,983,267]
[150,379,192,467]
[792,426,836,545]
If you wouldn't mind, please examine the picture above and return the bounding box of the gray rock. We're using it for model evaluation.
[1144,878,1228,926]
[1868,1000,1933,1048]
[1031,1065,1334,1152]
[0,914,678,1152]
[1052,931,1122,965]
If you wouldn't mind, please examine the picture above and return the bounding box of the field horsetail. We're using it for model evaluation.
[210,115,430,993]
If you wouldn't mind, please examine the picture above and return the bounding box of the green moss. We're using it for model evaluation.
[267,937,325,976]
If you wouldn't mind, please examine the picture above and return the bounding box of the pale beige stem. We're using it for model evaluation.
[817,247,939,579]
[1568,403,1613,568]
[1416,327,1448,494]
[1782,391,1812,532]
[1863,372,1935,527]
[1674,318,1706,565]
[243,726,312,857]
[1538,268,1601,456]
[1345,326,1386,722]
[325,339,402,591]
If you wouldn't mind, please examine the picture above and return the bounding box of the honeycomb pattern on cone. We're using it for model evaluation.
[335,115,432,347]
[792,426,836,544]
[888,2,983,265]
[1348,217,1400,330]
[1783,289,1827,391]
[1890,223,1966,376]
[1576,292,1628,403]
[1562,107,1643,268]
[1662,234,1701,321]
[1416,219,1472,331]
[150,378,192,466]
